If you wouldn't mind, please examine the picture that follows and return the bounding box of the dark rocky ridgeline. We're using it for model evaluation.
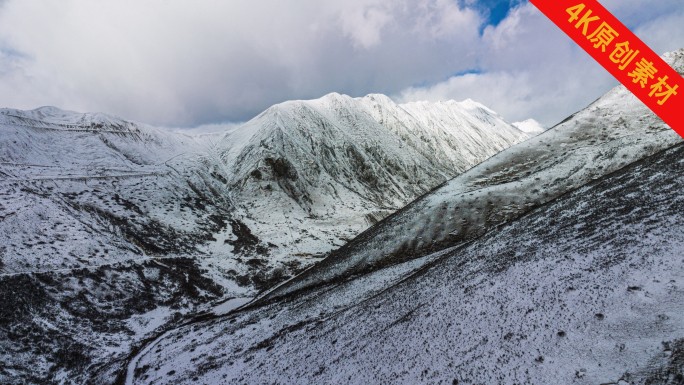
[0,257,223,385]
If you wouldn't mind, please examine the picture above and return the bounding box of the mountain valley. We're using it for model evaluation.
[0,92,530,383]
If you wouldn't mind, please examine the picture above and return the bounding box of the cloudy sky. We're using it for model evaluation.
[0,0,683,131]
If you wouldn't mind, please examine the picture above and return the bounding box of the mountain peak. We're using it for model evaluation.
[512,118,546,135]
[662,47,684,74]
[458,98,497,115]
[220,90,528,215]
[318,91,354,104]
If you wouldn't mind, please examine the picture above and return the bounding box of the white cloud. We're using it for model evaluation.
[0,0,681,129]
[337,0,394,49]
[395,1,683,126]
[0,0,487,127]
[633,9,684,55]
[411,0,482,40]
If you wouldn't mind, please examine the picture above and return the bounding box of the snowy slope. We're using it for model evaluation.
[0,108,241,276]
[0,108,247,383]
[1,106,148,132]
[129,139,684,384]
[257,48,684,304]
[513,118,546,135]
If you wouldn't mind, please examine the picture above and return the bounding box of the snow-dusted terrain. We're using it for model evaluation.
[124,49,684,384]
[130,139,684,385]
[0,94,528,383]
[7,39,684,383]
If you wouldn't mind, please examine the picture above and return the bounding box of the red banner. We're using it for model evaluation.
[529,0,684,137]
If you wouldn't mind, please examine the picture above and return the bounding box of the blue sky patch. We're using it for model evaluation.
[0,46,29,59]
[469,0,527,33]
[451,68,483,77]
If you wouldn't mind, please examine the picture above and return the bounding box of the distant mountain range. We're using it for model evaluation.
[513,118,546,134]
[0,92,529,383]
[0,93,529,282]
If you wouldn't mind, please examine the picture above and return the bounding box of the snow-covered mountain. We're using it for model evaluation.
[513,118,546,135]
[257,48,684,304]
[0,94,528,282]
[0,94,529,383]
[126,48,684,385]
[220,92,529,263]
[6,40,684,381]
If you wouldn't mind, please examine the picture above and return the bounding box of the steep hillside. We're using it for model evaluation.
[258,48,684,303]
[0,108,240,384]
